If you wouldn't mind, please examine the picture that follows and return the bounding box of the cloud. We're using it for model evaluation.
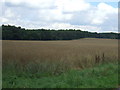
[38,8,73,22]
[90,3,118,24]
[4,8,15,18]
[42,22,102,32]
[1,0,118,32]
[55,0,90,12]
[0,17,9,23]
[5,0,56,9]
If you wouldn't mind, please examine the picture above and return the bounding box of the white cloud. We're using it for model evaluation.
[38,8,73,21]
[26,0,55,9]
[42,22,101,32]
[4,8,15,18]
[5,0,90,11]
[89,3,118,24]
[5,0,22,5]
[0,17,9,23]
[48,23,73,29]
[5,0,55,9]
[85,0,119,2]
[1,0,118,32]
[55,0,90,12]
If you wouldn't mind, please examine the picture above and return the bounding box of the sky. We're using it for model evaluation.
[0,0,119,32]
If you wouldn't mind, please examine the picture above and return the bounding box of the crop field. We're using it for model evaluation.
[2,38,119,88]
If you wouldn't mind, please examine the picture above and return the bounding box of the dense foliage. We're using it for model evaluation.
[2,25,119,40]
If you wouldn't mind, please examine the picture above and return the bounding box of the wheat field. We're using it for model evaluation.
[2,38,118,74]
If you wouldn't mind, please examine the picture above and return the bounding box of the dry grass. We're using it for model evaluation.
[2,38,118,74]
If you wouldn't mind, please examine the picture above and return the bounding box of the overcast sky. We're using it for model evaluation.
[0,0,118,32]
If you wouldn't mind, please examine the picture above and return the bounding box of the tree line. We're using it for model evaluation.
[1,25,119,40]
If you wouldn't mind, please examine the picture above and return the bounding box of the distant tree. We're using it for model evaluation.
[2,24,119,40]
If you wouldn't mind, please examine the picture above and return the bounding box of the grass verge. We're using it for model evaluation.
[3,62,118,88]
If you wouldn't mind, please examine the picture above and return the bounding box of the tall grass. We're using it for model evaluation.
[3,62,118,88]
[2,38,118,75]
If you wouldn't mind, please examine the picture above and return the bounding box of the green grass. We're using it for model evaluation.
[3,62,118,88]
